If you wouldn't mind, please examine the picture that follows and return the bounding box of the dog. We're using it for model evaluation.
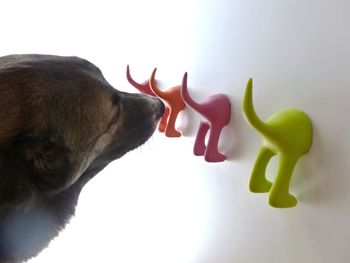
[0,54,165,262]
[242,78,312,208]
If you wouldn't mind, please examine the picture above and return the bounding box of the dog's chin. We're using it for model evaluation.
[92,120,158,168]
[125,120,159,150]
[122,122,157,153]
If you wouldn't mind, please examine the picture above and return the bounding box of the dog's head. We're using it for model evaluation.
[0,55,164,261]
[0,55,164,200]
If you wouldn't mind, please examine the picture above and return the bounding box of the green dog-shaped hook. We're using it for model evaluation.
[242,79,313,208]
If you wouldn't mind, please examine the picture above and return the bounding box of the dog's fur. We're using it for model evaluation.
[0,54,164,262]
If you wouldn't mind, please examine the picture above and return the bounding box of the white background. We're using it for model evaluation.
[0,0,349,262]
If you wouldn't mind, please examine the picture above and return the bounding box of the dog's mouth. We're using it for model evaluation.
[115,111,163,156]
[91,95,164,166]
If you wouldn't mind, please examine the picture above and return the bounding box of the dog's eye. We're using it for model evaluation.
[110,102,122,126]
[108,93,122,127]
[112,94,121,105]
[111,110,120,125]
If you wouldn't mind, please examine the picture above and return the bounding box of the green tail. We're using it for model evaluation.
[242,79,274,140]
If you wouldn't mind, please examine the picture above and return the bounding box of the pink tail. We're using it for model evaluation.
[181,73,204,112]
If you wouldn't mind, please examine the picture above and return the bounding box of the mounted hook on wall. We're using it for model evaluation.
[242,78,313,208]
[149,68,186,137]
[126,65,170,132]
[181,73,231,162]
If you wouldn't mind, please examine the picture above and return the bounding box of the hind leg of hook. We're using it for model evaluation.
[204,124,226,162]
[165,109,182,137]
[194,122,210,156]
[268,154,298,208]
[249,147,275,193]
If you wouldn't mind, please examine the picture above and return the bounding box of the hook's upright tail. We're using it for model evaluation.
[181,73,204,112]
[126,65,154,96]
[242,79,274,139]
[126,65,144,90]
[149,68,168,99]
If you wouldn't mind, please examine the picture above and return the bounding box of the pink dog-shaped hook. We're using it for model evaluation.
[126,65,170,132]
[181,73,231,162]
[149,68,186,137]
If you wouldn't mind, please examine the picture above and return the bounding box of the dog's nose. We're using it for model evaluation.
[155,99,165,118]
[142,95,165,119]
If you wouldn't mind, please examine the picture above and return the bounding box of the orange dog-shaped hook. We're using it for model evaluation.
[126,65,170,132]
[149,68,186,137]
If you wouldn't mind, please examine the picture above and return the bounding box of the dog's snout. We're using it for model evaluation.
[145,95,164,118]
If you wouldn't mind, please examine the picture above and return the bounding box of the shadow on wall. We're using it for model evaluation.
[223,95,244,161]
[292,93,349,207]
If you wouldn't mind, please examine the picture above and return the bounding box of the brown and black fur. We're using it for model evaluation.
[0,54,164,262]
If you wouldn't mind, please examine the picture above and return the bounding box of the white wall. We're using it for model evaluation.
[0,0,349,262]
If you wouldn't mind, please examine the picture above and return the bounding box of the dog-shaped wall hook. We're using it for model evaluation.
[181,73,231,162]
[126,65,170,132]
[149,68,186,137]
[242,78,313,208]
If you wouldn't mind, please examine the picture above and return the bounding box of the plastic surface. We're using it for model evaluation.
[126,65,170,132]
[149,68,186,137]
[242,78,313,208]
[181,73,231,162]
[126,65,155,96]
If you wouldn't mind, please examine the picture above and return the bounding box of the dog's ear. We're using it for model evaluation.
[0,134,73,205]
